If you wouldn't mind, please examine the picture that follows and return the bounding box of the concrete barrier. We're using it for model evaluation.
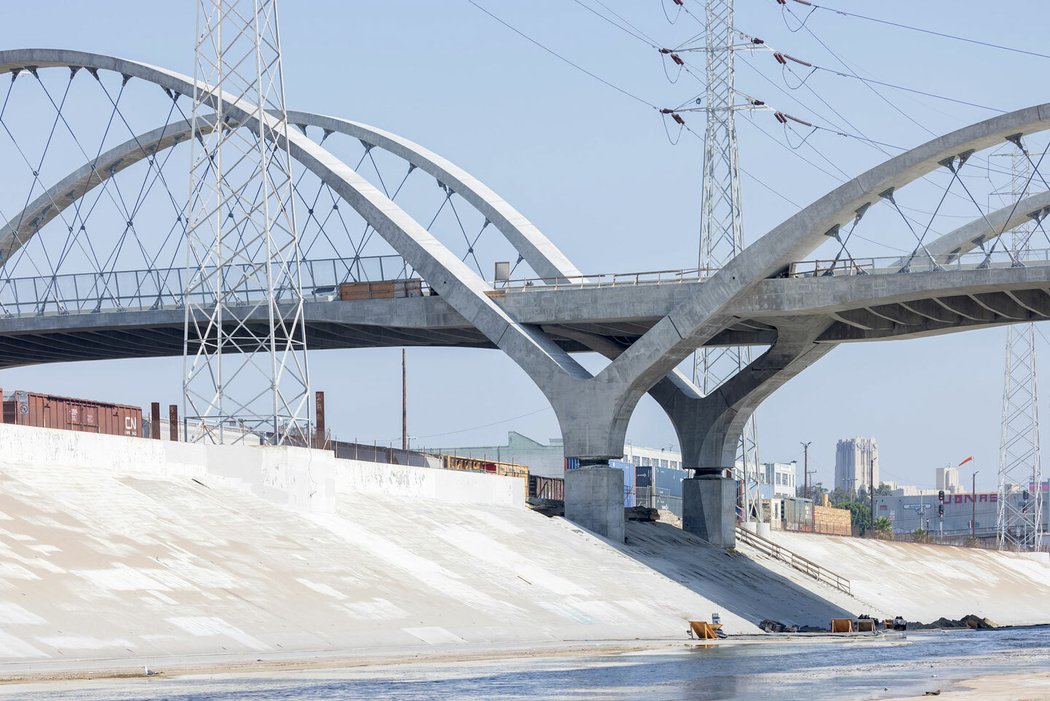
[0,423,336,514]
[333,458,524,508]
[0,423,526,513]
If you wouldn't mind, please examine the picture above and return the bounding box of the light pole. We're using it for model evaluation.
[972,470,979,541]
[801,441,811,500]
[870,457,875,531]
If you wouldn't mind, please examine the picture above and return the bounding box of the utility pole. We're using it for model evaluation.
[402,349,408,451]
[800,441,811,501]
[184,0,310,445]
[870,457,875,530]
[972,470,980,541]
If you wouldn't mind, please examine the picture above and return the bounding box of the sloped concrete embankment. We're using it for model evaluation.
[762,531,1050,626]
[619,522,867,630]
[0,424,761,674]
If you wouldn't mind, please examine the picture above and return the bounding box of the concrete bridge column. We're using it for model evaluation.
[682,470,737,547]
[548,381,632,542]
[564,460,625,543]
[651,319,832,548]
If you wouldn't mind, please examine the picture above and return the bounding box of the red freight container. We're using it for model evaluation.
[2,391,143,438]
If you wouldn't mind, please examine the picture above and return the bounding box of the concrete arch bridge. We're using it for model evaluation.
[1,49,1049,543]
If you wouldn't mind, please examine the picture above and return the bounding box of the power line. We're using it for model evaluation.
[739,30,1008,114]
[410,406,553,440]
[775,6,1027,214]
[468,0,993,255]
[465,0,659,110]
[783,0,1050,62]
[787,8,937,138]
[573,0,661,48]
[808,65,1004,114]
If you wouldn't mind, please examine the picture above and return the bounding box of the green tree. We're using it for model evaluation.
[833,500,871,535]
[829,487,853,504]
[912,527,931,543]
[809,482,828,502]
[872,516,893,539]
[873,483,894,497]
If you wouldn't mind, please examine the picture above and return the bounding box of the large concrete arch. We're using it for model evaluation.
[0,49,590,391]
[0,111,583,284]
[284,112,584,284]
[573,103,1050,466]
[920,190,1050,264]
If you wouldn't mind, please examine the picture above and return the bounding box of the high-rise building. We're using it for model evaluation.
[936,466,961,494]
[835,438,879,494]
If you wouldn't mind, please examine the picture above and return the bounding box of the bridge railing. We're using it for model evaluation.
[4,245,1050,317]
[0,254,417,317]
[495,266,711,291]
[787,246,1050,277]
[495,246,1050,291]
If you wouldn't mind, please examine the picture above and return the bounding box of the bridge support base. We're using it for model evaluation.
[682,474,736,548]
[564,464,625,543]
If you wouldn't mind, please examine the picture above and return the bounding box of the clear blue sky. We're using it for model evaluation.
[2,1,1049,491]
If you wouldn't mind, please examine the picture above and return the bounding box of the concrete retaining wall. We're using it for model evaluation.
[813,505,851,536]
[0,423,336,514]
[334,458,524,507]
[0,423,525,513]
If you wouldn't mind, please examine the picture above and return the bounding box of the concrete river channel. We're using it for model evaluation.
[5,627,1049,700]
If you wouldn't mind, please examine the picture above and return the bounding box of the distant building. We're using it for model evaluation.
[431,431,566,477]
[936,466,961,493]
[759,461,797,498]
[835,437,879,494]
[892,485,939,497]
[875,489,1049,538]
[621,443,683,471]
[432,431,684,479]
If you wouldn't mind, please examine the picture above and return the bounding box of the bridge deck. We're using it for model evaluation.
[1,263,1048,368]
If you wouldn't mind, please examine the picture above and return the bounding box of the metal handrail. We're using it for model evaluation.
[786,246,1050,278]
[735,526,852,596]
[495,266,711,291]
[0,254,420,318]
[3,245,1050,317]
[495,247,1050,290]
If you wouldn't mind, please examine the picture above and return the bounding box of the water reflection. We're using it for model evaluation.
[4,627,1049,701]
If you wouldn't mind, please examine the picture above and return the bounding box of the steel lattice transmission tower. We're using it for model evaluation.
[693,0,760,515]
[183,0,311,444]
[996,150,1042,550]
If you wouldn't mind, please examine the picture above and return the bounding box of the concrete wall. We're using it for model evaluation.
[0,423,336,514]
[334,457,524,507]
[0,423,527,513]
[813,505,851,536]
